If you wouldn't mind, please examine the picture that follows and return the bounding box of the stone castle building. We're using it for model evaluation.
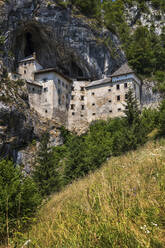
[16,53,141,133]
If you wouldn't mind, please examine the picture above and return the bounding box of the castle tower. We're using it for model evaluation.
[18,53,43,81]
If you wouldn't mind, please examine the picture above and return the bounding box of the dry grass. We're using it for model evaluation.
[10,139,165,247]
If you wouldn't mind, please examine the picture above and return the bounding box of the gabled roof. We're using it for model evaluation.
[111,63,134,77]
[26,80,43,87]
[86,77,112,88]
[19,55,35,63]
[34,68,73,83]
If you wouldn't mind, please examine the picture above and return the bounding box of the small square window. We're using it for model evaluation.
[81,105,85,110]
[58,98,61,105]
[44,87,48,92]
[58,79,61,84]
[71,104,75,110]
[92,92,95,96]
[62,82,65,87]
[118,108,121,112]
[81,87,84,91]
[92,103,95,106]
[81,96,84,101]
[24,62,26,66]
[109,100,112,103]
[72,112,75,116]
[66,104,69,109]
[45,110,48,113]
[24,70,26,74]
[108,89,111,92]
[125,94,128,100]
[92,113,96,116]
[71,95,74,100]
[109,110,112,113]
[116,84,120,90]
[81,114,84,117]
[117,95,120,101]
[71,86,74,91]
[32,88,35,92]
[124,83,128,88]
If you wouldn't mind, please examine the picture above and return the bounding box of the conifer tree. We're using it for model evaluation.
[33,133,61,196]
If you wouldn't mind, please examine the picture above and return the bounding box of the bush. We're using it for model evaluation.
[0,160,41,244]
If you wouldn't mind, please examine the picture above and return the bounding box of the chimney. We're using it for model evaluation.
[33,52,36,59]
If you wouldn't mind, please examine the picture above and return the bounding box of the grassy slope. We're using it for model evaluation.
[14,139,165,247]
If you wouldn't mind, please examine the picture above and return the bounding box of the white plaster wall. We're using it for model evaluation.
[34,71,72,125]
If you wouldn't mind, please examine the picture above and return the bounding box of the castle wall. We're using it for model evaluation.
[34,71,72,125]
[18,60,43,81]
[68,81,88,133]
[87,78,141,127]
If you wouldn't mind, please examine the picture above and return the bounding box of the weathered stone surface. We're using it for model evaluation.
[141,80,163,108]
[0,0,125,80]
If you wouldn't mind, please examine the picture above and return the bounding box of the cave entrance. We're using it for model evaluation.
[71,61,83,78]
[24,32,34,57]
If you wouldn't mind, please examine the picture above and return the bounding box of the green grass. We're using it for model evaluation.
[10,139,165,247]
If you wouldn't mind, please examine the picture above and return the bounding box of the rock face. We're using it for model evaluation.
[0,0,125,80]
[0,71,62,162]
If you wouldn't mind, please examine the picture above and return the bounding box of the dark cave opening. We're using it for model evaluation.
[24,32,34,57]
[71,61,83,78]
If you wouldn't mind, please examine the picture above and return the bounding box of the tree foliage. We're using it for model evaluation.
[0,160,41,244]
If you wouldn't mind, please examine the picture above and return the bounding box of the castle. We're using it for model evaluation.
[14,53,141,132]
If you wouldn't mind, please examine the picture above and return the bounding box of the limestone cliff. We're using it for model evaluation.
[0,63,62,162]
[0,0,125,80]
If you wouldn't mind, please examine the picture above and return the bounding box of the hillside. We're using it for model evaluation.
[11,139,165,248]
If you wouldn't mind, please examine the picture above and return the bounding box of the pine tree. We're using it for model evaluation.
[33,133,61,197]
[123,88,141,126]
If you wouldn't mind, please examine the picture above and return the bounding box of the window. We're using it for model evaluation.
[92,103,95,106]
[66,94,69,99]
[81,105,85,110]
[125,94,128,100]
[109,100,112,103]
[66,104,69,109]
[81,87,84,91]
[58,97,61,105]
[109,110,112,113]
[58,88,61,95]
[92,92,95,96]
[71,104,75,110]
[124,83,128,88]
[108,89,111,92]
[44,87,48,92]
[116,84,120,90]
[117,95,120,101]
[71,86,74,91]
[62,82,65,87]
[81,114,84,117]
[32,88,35,92]
[92,113,96,116]
[118,108,121,112]
[45,110,48,113]
[71,95,74,100]
[43,78,48,82]
[81,95,84,101]
[66,84,68,89]
[58,79,61,85]
[45,99,47,102]
[24,62,26,66]
[24,70,26,74]
[72,112,75,116]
